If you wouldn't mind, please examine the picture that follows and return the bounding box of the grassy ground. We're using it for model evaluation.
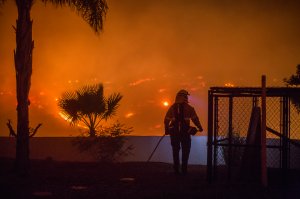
[0,158,299,199]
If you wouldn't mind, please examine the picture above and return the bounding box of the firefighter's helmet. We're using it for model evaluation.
[177,89,190,97]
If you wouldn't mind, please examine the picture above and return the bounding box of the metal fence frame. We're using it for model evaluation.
[206,87,300,183]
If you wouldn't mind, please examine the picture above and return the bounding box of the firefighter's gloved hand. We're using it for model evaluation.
[198,126,203,132]
[165,127,170,135]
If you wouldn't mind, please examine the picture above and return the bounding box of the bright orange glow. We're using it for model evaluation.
[58,112,88,129]
[58,112,70,122]
[154,124,161,129]
[163,101,169,107]
[158,88,166,93]
[1,0,299,136]
[225,83,235,87]
[125,112,134,118]
[129,78,155,86]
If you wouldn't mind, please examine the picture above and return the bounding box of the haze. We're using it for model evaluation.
[1,0,300,136]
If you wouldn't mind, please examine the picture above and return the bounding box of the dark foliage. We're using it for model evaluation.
[221,131,245,167]
[73,121,134,162]
[284,64,300,113]
[58,83,122,137]
[42,0,108,33]
[0,0,108,176]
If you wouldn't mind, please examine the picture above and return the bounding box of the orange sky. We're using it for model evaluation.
[1,0,300,136]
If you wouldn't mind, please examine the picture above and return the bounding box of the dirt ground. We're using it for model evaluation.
[0,158,299,199]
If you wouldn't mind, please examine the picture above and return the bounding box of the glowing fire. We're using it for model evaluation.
[163,101,169,107]
[125,112,134,118]
[58,112,88,129]
[58,112,70,122]
[225,83,235,87]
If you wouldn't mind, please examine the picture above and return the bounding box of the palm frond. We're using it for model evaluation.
[42,0,108,33]
[95,83,104,98]
[57,91,80,124]
[77,84,100,95]
[94,83,106,114]
[58,83,122,136]
[103,93,122,119]
[61,90,77,100]
[76,83,106,115]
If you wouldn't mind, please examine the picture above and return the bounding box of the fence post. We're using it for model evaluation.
[261,75,268,187]
[228,96,233,180]
[213,96,219,180]
[207,90,213,182]
[281,96,289,183]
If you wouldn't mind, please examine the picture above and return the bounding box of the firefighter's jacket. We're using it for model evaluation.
[164,102,202,135]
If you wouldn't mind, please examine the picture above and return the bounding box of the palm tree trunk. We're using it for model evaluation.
[89,115,96,137]
[14,0,34,176]
[90,128,96,137]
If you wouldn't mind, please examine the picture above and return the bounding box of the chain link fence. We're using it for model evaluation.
[207,87,300,182]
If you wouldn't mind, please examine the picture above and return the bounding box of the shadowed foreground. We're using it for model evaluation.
[0,158,299,199]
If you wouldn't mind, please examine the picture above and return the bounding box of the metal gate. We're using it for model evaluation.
[206,87,300,183]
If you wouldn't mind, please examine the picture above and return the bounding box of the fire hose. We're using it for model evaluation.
[147,134,166,162]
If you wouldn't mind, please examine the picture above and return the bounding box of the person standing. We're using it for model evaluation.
[164,90,203,174]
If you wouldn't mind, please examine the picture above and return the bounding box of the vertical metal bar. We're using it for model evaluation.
[285,97,290,173]
[253,96,258,108]
[282,96,289,181]
[287,97,291,170]
[280,97,283,169]
[213,96,219,181]
[228,96,233,180]
[207,90,213,183]
[261,75,268,187]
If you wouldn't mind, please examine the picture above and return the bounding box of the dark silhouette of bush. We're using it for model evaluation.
[73,121,134,162]
[284,64,300,113]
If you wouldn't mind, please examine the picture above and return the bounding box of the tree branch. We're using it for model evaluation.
[6,120,17,137]
[29,123,42,137]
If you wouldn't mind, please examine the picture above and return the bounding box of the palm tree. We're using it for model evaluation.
[1,0,108,175]
[284,64,300,86]
[284,64,300,112]
[58,83,122,137]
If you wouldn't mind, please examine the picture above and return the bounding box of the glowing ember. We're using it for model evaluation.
[163,101,169,107]
[58,112,70,121]
[125,112,134,118]
[225,83,235,87]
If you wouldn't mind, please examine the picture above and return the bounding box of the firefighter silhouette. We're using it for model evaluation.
[164,90,203,174]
